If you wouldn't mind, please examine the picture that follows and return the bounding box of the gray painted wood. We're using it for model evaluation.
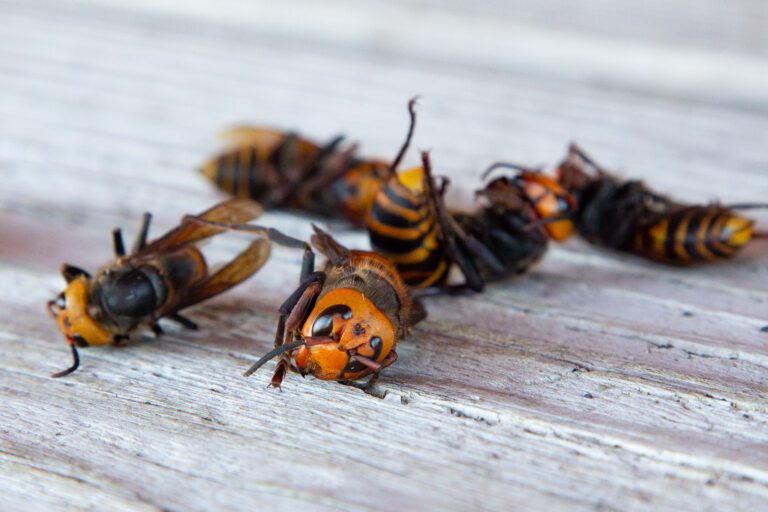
[1,1,767,510]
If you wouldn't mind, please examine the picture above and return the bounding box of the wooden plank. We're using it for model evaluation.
[1,0,767,511]
[8,0,767,109]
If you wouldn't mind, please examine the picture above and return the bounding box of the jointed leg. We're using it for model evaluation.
[131,213,152,254]
[449,217,505,274]
[421,151,486,292]
[283,279,324,332]
[300,134,344,182]
[149,322,163,337]
[113,334,129,347]
[288,135,349,208]
[259,266,325,387]
[168,313,198,330]
[340,373,385,397]
[503,209,548,245]
[182,219,314,276]
[301,141,358,192]
[436,176,450,197]
[340,351,398,397]
[112,229,126,257]
[271,274,325,387]
[567,143,605,176]
[300,246,315,282]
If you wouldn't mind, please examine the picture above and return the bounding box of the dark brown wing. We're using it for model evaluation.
[477,179,527,211]
[175,236,270,310]
[220,126,318,159]
[139,199,264,256]
[310,224,351,266]
[408,298,428,327]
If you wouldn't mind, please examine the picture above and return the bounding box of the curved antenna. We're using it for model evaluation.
[388,96,420,176]
[243,339,305,377]
[568,143,604,176]
[51,343,80,378]
[481,162,542,180]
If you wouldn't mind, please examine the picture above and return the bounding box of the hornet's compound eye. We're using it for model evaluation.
[369,336,383,360]
[310,305,352,337]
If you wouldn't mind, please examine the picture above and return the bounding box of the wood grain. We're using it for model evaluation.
[1,1,767,511]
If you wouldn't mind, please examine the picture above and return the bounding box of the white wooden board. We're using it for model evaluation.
[1,1,767,510]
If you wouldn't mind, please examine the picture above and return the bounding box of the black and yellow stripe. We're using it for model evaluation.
[201,145,275,200]
[200,130,322,206]
[367,167,450,288]
[635,207,754,264]
[559,146,763,266]
[201,128,394,223]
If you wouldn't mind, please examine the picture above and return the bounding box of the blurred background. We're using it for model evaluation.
[2,0,767,235]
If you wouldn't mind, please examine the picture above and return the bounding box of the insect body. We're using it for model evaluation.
[46,199,270,377]
[447,164,577,288]
[364,99,453,288]
[367,165,452,288]
[203,98,576,293]
[366,100,577,292]
[557,144,766,264]
[419,159,576,292]
[200,125,390,226]
[240,225,424,387]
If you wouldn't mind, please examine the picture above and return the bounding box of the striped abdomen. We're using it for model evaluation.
[201,129,390,223]
[633,207,754,264]
[367,167,450,288]
[201,145,279,201]
[200,129,325,209]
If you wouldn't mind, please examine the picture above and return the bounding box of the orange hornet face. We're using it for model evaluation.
[520,171,577,241]
[47,275,113,377]
[291,288,396,381]
[47,276,113,348]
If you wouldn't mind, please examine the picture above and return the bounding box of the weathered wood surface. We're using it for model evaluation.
[1,1,767,510]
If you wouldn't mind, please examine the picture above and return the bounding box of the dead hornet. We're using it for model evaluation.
[246,225,425,388]
[187,216,427,388]
[557,144,767,264]
[365,100,577,293]
[46,199,269,377]
[200,122,390,226]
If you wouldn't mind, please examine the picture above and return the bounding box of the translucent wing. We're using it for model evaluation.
[175,236,270,310]
[139,199,264,256]
[219,125,286,151]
